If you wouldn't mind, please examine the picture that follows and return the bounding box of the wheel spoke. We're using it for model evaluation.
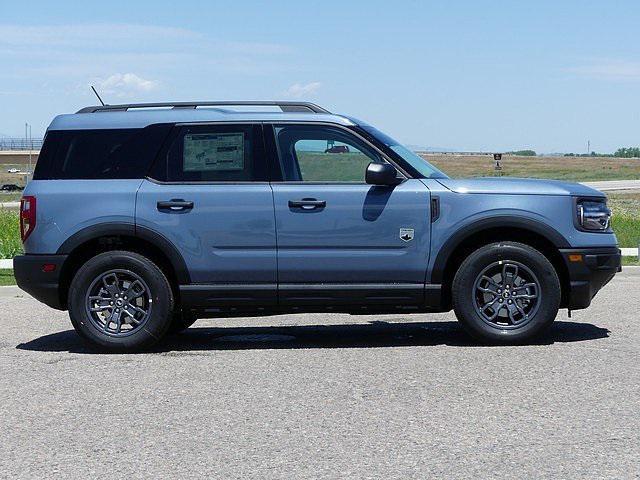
[122,280,146,301]
[109,309,123,333]
[514,293,538,300]
[128,304,148,318]
[478,276,500,295]
[487,303,503,320]
[513,301,528,322]
[88,295,112,312]
[481,296,499,310]
[513,283,538,300]
[123,308,141,324]
[90,304,111,312]
[102,272,121,296]
[502,263,518,287]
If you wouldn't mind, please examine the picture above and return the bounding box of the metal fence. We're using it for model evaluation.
[0,138,44,151]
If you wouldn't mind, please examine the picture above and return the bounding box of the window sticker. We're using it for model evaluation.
[183,132,245,171]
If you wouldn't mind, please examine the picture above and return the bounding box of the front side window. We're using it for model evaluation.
[273,125,383,182]
[153,124,266,182]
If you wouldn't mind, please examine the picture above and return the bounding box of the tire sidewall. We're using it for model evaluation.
[68,251,174,351]
[453,242,560,343]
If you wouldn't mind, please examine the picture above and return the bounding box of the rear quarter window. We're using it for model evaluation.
[33,124,172,180]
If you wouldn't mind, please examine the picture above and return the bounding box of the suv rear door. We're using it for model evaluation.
[266,123,432,307]
[136,123,277,307]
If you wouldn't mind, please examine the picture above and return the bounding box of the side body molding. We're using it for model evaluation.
[56,222,191,284]
[429,215,571,283]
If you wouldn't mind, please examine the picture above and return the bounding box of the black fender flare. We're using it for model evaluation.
[430,215,570,283]
[57,222,190,284]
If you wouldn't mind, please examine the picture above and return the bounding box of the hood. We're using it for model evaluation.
[436,177,605,197]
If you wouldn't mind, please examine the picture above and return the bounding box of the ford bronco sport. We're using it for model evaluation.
[14,101,621,351]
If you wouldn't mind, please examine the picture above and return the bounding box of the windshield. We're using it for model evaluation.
[360,125,448,179]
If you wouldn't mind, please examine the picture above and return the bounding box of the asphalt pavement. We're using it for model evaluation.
[1,270,639,479]
[582,180,640,191]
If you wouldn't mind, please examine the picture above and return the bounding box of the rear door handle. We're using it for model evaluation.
[157,199,194,212]
[288,198,326,210]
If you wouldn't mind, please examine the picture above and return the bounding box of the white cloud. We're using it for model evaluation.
[97,73,159,97]
[567,60,640,81]
[284,82,322,98]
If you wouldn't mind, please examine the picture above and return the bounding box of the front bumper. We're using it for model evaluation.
[560,247,621,310]
[14,254,68,310]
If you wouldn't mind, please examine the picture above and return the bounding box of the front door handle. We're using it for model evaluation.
[157,199,194,212]
[288,198,326,210]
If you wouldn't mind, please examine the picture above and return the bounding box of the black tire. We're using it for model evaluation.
[68,250,174,352]
[452,242,560,344]
[168,310,198,334]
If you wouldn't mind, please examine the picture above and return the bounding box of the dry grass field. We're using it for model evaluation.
[424,154,640,182]
[0,152,36,187]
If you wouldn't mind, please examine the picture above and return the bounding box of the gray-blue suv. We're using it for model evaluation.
[14,101,621,351]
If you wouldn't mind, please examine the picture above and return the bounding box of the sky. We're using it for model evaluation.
[0,0,639,153]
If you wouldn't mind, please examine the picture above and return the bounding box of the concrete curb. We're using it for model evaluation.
[0,202,19,209]
[0,285,28,298]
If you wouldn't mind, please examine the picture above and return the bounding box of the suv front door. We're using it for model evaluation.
[136,123,277,307]
[267,123,432,307]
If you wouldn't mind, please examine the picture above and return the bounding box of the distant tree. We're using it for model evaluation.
[615,147,640,158]
[507,149,537,156]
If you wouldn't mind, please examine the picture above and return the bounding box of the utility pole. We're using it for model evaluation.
[587,140,590,155]
[28,124,32,183]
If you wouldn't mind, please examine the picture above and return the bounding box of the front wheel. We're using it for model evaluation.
[452,242,560,344]
[68,251,174,352]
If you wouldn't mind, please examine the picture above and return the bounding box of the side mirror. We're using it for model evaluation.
[365,162,402,186]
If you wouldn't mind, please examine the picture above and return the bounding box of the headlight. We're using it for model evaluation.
[576,199,611,231]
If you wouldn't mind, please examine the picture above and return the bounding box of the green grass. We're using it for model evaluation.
[0,210,21,284]
[608,193,640,249]
[0,209,22,259]
[297,152,370,182]
[611,215,640,249]
[0,269,15,285]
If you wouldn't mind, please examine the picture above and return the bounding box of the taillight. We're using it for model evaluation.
[20,196,36,242]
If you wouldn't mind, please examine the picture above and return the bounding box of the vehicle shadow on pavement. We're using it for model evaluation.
[16,320,610,354]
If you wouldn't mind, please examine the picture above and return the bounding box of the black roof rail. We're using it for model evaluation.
[76,101,330,114]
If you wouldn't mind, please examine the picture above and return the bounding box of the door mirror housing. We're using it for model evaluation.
[365,162,402,186]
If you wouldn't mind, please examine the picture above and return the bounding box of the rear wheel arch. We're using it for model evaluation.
[432,218,570,310]
[57,224,189,308]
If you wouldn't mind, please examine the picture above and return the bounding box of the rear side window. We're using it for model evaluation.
[149,124,267,182]
[33,124,172,180]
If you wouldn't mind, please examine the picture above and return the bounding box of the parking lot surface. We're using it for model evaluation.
[1,270,639,479]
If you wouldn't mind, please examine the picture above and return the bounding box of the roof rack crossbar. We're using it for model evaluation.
[76,101,330,114]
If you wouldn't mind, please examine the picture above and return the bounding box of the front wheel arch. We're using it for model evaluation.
[434,225,569,311]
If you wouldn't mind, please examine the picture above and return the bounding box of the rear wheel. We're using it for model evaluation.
[68,251,174,352]
[452,242,560,344]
